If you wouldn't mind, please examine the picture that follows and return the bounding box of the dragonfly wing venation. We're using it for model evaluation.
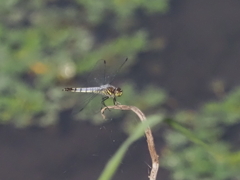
[87,60,107,86]
[87,58,128,86]
[71,93,93,114]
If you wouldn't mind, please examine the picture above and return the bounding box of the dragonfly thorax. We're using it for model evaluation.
[102,84,122,98]
[114,87,123,97]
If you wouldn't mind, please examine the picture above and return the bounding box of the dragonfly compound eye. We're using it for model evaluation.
[115,87,123,97]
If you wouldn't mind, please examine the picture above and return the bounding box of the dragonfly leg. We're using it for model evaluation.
[102,96,111,111]
[113,97,123,111]
[113,97,121,105]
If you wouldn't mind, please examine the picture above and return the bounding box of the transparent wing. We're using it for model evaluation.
[87,59,108,86]
[88,94,105,114]
[87,58,128,86]
[71,93,98,115]
[107,58,128,84]
[71,92,107,115]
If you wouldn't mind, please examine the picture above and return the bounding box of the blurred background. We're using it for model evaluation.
[1,0,240,179]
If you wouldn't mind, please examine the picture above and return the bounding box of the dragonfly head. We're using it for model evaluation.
[114,87,123,97]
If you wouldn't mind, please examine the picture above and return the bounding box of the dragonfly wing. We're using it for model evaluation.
[72,93,106,115]
[107,58,128,84]
[87,59,108,86]
[87,58,128,86]
[71,93,98,115]
[88,94,106,114]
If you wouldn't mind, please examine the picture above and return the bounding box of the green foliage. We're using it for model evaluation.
[0,1,239,180]
[76,0,169,24]
[162,87,240,180]
[0,0,168,127]
[202,87,240,125]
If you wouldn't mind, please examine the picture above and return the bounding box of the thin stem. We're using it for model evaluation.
[101,105,159,180]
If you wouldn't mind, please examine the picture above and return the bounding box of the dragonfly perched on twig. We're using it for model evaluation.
[63,58,128,112]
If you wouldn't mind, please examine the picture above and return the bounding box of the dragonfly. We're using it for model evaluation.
[62,58,128,112]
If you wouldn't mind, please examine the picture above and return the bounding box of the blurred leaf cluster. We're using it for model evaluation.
[1,0,240,180]
[162,87,240,180]
[0,0,169,127]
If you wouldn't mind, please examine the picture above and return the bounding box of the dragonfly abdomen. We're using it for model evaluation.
[63,87,109,96]
[63,87,101,93]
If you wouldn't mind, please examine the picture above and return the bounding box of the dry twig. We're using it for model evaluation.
[101,105,159,180]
